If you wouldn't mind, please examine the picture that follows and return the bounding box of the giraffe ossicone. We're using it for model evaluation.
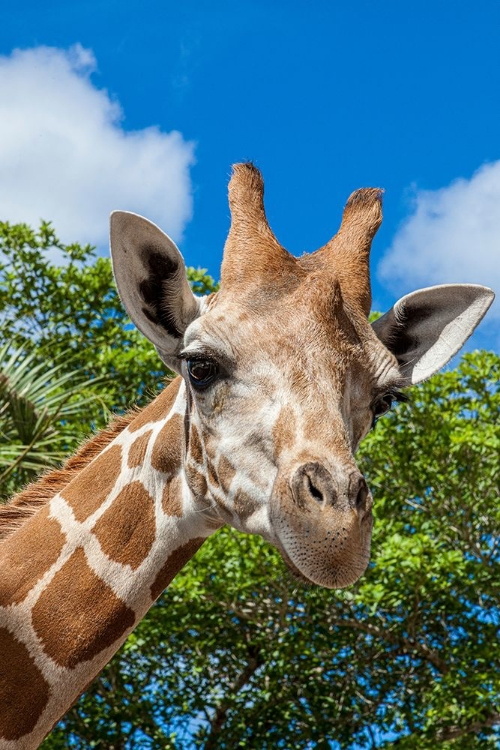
[0,163,494,747]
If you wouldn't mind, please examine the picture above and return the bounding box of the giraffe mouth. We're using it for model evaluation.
[276,544,316,586]
[269,467,373,588]
[278,542,370,589]
[272,522,372,589]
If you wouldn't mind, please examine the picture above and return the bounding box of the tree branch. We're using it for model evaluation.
[203,647,262,750]
[436,712,500,742]
[334,616,449,674]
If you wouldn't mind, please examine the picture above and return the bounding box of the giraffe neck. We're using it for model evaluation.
[0,377,219,749]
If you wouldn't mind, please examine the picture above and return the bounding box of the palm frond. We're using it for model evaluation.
[0,339,106,495]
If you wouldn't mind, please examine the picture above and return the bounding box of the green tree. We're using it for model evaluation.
[0,342,102,499]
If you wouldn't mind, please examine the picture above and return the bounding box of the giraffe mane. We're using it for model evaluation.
[0,410,139,541]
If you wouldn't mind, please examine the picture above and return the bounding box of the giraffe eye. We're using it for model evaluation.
[186,359,218,389]
[371,389,408,429]
[373,394,394,419]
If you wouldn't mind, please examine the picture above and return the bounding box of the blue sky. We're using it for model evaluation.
[1,0,499,348]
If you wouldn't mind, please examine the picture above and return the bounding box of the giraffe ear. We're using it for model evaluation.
[110,211,201,369]
[372,284,495,385]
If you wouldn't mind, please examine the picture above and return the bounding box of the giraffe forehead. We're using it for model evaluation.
[189,295,365,372]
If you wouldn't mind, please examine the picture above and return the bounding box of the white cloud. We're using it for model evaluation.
[0,45,195,249]
[378,162,500,326]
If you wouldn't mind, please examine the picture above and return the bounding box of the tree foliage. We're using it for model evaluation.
[0,342,101,498]
[0,220,497,748]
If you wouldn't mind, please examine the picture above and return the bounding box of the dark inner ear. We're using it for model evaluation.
[391,308,435,359]
[373,284,494,385]
[375,305,437,363]
[138,247,182,339]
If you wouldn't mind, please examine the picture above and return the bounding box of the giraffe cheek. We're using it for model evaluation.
[185,462,209,500]
[211,387,227,414]
[232,488,257,521]
[216,455,237,495]
[272,405,297,459]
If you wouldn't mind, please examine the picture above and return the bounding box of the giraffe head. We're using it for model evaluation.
[110,163,494,589]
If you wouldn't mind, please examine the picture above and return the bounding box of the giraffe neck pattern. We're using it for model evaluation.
[0,377,215,749]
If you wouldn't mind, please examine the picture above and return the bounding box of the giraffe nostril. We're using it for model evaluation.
[355,477,370,513]
[291,463,337,508]
[306,475,324,503]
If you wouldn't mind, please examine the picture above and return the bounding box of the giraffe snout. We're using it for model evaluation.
[290,463,372,516]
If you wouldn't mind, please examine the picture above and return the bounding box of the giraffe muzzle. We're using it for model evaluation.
[269,460,374,588]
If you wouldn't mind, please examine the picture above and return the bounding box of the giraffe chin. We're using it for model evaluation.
[276,541,371,590]
[277,547,319,586]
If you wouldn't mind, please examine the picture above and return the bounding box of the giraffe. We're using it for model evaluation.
[0,163,494,747]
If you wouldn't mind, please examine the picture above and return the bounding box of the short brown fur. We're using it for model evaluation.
[62,444,123,523]
[151,413,183,474]
[32,547,135,668]
[0,628,50,740]
[92,481,156,569]
[0,505,65,606]
[161,474,183,516]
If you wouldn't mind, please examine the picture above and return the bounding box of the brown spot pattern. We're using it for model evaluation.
[207,458,218,487]
[0,505,65,607]
[0,628,50,740]
[185,463,208,499]
[61,445,122,523]
[129,377,181,433]
[162,474,183,516]
[273,405,297,457]
[217,455,236,494]
[150,538,205,600]
[151,413,183,474]
[92,481,156,569]
[32,548,135,668]
[233,488,255,520]
[128,430,152,468]
[188,424,203,464]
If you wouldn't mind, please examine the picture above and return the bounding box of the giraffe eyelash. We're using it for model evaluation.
[370,388,409,430]
[178,350,218,362]
[387,389,410,404]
